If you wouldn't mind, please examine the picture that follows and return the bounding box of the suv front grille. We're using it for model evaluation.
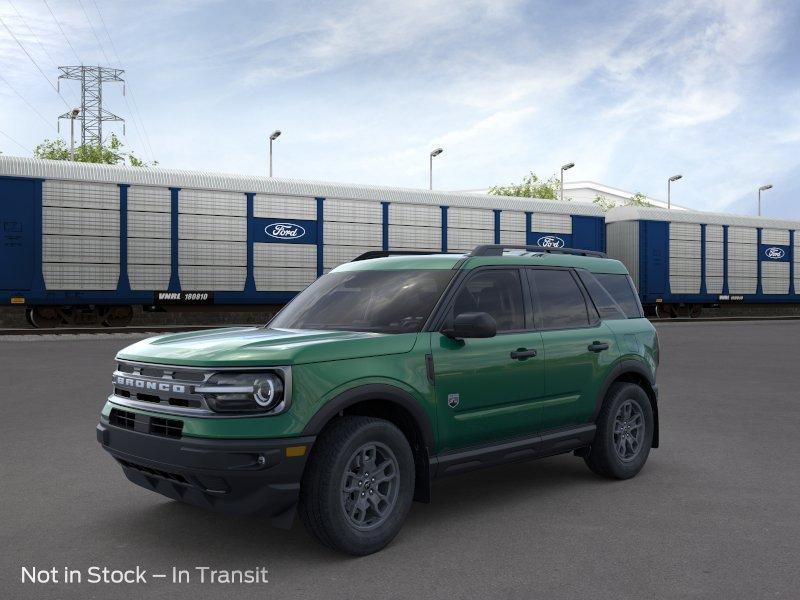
[109,408,135,430]
[117,459,188,483]
[149,417,183,439]
[107,408,184,439]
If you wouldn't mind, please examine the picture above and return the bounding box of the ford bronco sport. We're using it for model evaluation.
[97,245,659,555]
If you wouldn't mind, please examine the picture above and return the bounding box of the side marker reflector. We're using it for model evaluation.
[285,445,307,458]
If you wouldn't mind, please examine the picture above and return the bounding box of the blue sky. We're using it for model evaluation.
[1,0,799,217]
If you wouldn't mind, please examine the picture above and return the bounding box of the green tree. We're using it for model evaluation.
[592,191,653,212]
[33,133,156,167]
[489,172,562,199]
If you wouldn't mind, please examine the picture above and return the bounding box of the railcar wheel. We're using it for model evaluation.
[102,306,134,327]
[689,304,702,318]
[28,307,62,328]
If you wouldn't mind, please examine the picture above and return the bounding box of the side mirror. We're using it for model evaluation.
[442,312,497,339]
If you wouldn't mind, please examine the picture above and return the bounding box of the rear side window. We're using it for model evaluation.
[528,269,590,329]
[449,269,525,332]
[577,270,627,320]
[594,273,643,319]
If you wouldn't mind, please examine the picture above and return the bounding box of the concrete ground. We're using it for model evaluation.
[1,321,798,599]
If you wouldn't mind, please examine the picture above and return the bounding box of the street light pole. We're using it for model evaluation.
[758,184,773,216]
[69,108,80,161]
[560,162,575,201]
[269,130,281,177]
[667,174,682,209]
[429,148,443,190]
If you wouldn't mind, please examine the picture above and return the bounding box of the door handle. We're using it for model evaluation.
[510,348,538,360]
[588,341,609,353]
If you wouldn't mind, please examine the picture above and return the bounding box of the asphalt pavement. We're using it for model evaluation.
[1,321,799,599]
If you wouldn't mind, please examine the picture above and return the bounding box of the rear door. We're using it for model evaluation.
[526,268,619,431]
[0,178,36,290]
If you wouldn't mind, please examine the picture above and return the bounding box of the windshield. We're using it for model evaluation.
[269,269,455,333]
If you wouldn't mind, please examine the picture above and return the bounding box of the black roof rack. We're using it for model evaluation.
[469,244,607,258]
[350,250,450,262]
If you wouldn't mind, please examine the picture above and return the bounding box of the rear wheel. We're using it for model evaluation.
[27,307,61,328]
[299,416,415,555]
[102,305,134,327]
[584,382,653,479]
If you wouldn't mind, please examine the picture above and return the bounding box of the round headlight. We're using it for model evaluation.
[254,375,283,408]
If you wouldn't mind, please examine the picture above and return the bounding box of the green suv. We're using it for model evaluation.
[97,245,659,555]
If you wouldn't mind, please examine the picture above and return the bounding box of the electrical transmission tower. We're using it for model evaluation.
[57,66,125,146]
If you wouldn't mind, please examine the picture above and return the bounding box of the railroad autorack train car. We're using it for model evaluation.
[0,156,605,327]
[606,206,800,317]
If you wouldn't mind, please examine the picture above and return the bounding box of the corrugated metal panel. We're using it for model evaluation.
[179,213,246,241]
[388,225,440,250]
[323,221,382,246]
[669,257,701,275]
[706,258,724,279]
[669,239,701,259]
[532,213,571,234]
[254,267,316,291]
[669,222,701,241]
[42,235,118,263]
[129,264,170,290]
[448,227,494,251]
[179,188,246,216]
[128,238,170,264]
[179,266,246,290]
[501,211,526,232]
[728,277,757,294]
[670,275,701,294]
[179,240,246,266]
[325,198,382,224]
[706,277,724,294]
[605,221,639,287]
[728,227,757,244]
[389,203,441,227]
[129,211,170,239]
[42,179,118,210]
[606,205,800,230]
[43,263,119,290]
[0,156,604,216]
[762,229,790,245]
[706,241,724,260]
[42,206,119,237]
[323,245,380,269]
[499,229,527,245]
[762,262,789,294]
[728,261,757,277]
[706,224,724,242]
[254,243,316,268]
[128,186,170,213]
[448,207,493,229]
[727,244,757,261]
[254,194,316,220]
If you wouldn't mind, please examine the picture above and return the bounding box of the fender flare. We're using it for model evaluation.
[301,383,435,450]
[594,359,659,447]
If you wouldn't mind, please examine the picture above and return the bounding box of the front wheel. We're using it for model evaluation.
[584,383,654,479]
[299,416,415,555]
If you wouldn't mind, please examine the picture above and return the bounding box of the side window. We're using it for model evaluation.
[577,270,627,320]
[594,273,644,319]
[528,269,590,329]
[450,269,525,332]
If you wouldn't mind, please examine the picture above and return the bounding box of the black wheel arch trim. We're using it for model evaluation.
[301,383,435,451]
[595,359,659,448]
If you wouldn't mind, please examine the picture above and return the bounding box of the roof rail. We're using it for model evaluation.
[350,250,448,262]
[469,244,607,258]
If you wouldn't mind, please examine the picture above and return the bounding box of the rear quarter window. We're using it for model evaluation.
[588,272,644,319]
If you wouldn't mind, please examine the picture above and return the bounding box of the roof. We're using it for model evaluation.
[0,155,603,216]
[606,205,800,230]
[334,251,629,275]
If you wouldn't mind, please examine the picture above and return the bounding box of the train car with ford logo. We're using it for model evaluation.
[606,205,800,317]
[0,156,605,327]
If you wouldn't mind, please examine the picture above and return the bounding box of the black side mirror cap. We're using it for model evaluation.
[442,312,497,339]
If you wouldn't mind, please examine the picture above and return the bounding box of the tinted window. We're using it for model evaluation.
[577,270,626,320]
[529,269,590,329]
[270,269,454,333]
[594,273,643,318]
[449,269,525,332]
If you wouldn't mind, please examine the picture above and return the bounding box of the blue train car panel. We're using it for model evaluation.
[0,177,37,291]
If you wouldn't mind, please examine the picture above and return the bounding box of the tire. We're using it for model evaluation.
[299,416,415,556]
[584,382,654,479]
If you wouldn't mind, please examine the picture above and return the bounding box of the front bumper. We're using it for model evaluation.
[97,419,314,528]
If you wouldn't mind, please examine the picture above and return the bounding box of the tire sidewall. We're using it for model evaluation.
[600,385,654,478]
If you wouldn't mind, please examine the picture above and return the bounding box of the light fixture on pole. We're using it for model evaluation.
[758,184,773,216]
[269,130,281,177]
[68,108,80,161]
[429,148,443,190]
[667,174,682,209]
[560,162,575,202]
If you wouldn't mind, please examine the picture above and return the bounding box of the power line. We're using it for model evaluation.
[0,72,58,131]
[0,14,70,108]
[43,0,83,65]
[0,128,32,153]
[76,0,111,65]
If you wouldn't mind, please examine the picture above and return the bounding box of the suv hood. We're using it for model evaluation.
[116,326,419,367]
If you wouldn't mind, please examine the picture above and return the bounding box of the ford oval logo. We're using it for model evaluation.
[765,247,785,260]
[265,222,306,239]
[537,235,566,248]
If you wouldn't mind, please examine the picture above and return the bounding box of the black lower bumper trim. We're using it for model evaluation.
[97,421,314,528]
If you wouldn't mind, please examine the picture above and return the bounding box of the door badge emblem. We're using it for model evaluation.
[447,393,460,408]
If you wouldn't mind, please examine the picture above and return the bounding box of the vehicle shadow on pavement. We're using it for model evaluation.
[103,453,605,561]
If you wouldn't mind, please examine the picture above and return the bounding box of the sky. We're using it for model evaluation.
[1,0,799,217]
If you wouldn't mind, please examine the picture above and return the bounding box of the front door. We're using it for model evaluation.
[432,268,545,451]
[526,268,619,431]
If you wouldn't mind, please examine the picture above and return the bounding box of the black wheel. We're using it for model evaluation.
[584,382,653,479]
[299,416,415,556]
[689,304,702,318]
[28,307,62,328]
[102,305,133,327]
